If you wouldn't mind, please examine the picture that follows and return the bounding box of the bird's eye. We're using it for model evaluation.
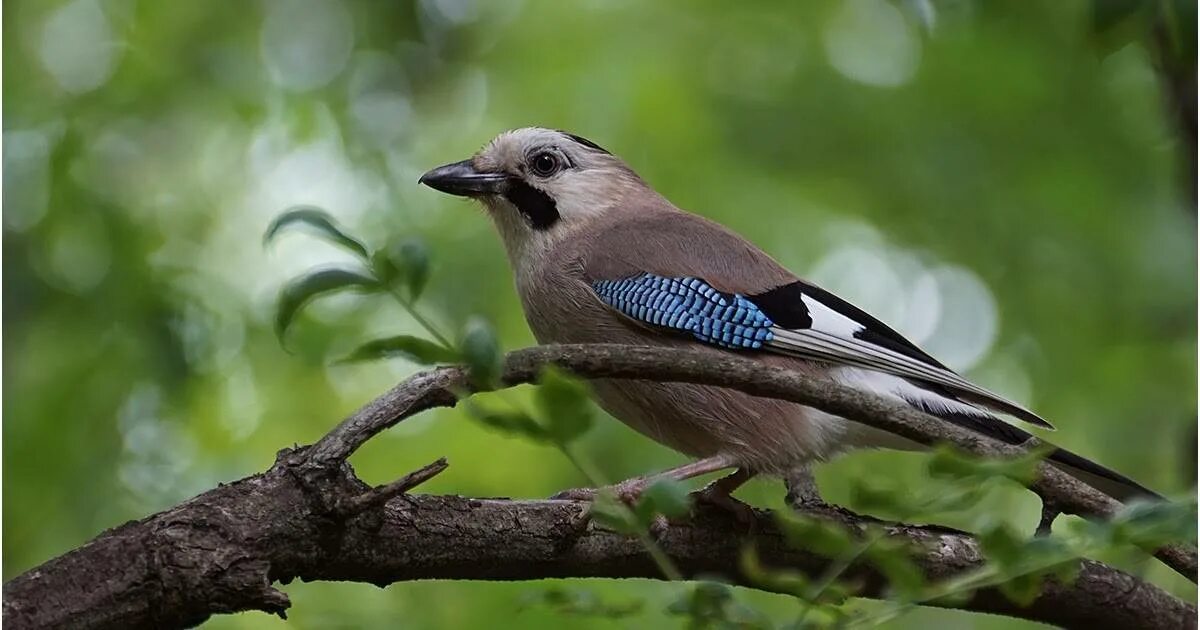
[529,152,561,177]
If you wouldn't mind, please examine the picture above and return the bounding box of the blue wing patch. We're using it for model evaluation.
[592,274,774,349]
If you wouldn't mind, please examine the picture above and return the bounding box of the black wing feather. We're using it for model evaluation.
[781,280,949,370]
[748,280,1052,428]
[939,411,1160,501]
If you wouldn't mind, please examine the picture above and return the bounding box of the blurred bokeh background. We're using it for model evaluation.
[4,0,1196,627]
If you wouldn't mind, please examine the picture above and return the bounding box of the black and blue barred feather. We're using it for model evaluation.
[592,273,774,349]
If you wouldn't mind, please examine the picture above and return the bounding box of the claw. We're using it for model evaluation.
[551,479,649,540]
[611,477,649,505]
[550,477,649,504]
[648,513,671,541]
[692,486,758,532]
[689,469,758,533]
[566,501,593,534]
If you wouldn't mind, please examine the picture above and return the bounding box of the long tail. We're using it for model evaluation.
[921,401,1162,502]
[847,370,1163,502]
[1044,445,1161,502]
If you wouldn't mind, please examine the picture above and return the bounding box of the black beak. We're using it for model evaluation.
[418,159,509,197]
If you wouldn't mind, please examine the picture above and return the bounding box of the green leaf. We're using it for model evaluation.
[920,485,988,516]
[849,477,912,516]
[534,366,594,445]
[775,511,856,558]
[926,444,1048,486]
[334,335,460,365]
[997,573,1044,607]
[634,478,692,524]
[520,587,643,618]
[1109,498,1198,548]
[848,471,986,519]
[978,522,1078,605]
[866,538,926,600]
[372,238,430,299]
[926,587,974,608]
[739,545,810,598]
[462,401,550,442]
[977,523,1025,569]
[460,317,502,388]
[666,581,730,619]
[666,580,772,629]
[274,267,380,341]
[796,601,852,626]
[1066,516,1116,547]
[590,492,642,535]
[926,446,980,480]
[1049,559,1082,586]
[264,206,370,260]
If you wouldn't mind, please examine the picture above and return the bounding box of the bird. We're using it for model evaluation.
[419,127,1159,508]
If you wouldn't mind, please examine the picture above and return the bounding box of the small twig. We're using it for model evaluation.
[1037,499,1061,538]
[388,288,456,350]
[337,458,449,517]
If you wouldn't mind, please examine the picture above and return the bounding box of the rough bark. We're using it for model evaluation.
[4,344,1196,629]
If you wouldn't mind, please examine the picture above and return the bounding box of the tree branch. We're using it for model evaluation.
[307,344,1197,580]
[4,344,1195,629]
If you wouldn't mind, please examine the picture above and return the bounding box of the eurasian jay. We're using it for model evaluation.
[420,127,1157,506]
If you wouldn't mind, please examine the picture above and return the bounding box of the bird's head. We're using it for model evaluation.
[419,128,649,255]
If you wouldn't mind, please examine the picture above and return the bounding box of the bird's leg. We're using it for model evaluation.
[551,455,736,504]
[689,467,757,528]
[782,463,869,519]
[781,464,894,527]
[783,464,823,508]
[1036,498,1061,537]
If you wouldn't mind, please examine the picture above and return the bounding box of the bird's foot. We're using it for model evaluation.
[783,465,823,509]
[690,478,758,532]
[550,476,649,505]
[781,466,897,528]
[550,458,743,539]
[552,478,662,538]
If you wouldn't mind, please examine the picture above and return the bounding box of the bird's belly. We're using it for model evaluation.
[587,376,849,473]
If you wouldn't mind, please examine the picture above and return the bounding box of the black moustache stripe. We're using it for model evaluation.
[503,180,560,230]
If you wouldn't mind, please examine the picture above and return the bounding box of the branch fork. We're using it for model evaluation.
[334,458,450,518]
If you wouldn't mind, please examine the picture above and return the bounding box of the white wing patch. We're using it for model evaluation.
[761,285,1050,428]
[801,294,865,337]
[832,368,993,420]
[769,327,1028,414]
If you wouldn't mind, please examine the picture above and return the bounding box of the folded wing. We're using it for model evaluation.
[590,270,1050,428]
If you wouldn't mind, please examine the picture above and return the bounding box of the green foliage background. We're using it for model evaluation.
[4,0,1196,627]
